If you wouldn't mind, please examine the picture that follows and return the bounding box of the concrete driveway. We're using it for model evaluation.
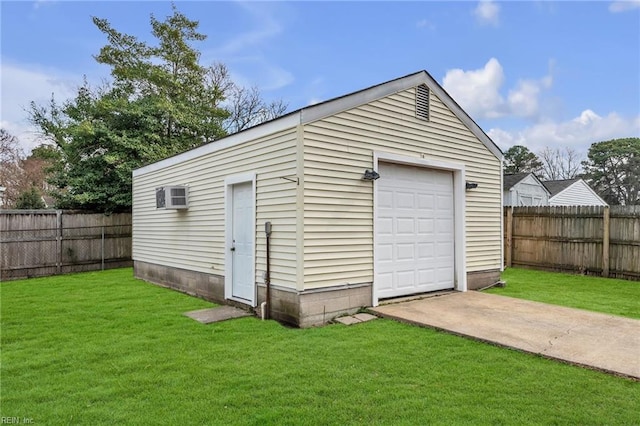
[370,292,640,380]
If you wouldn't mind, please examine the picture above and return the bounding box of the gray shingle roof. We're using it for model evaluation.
[503,173,531,190]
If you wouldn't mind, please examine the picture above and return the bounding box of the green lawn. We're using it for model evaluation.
[487,268,640,319]
[2,269,638,425]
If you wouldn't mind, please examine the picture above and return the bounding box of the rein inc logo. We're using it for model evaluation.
[1,418,33,424]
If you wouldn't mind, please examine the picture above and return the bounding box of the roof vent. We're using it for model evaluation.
[416,85,430,121]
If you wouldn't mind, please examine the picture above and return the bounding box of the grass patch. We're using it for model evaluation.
[2,269,639,425]
[487,268,640,319]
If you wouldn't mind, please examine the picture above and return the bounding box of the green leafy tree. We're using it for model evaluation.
[92,5,229,147]
[504,145,543,175]
[15,187,46,210]
[582,137,640,205]
[29,6,284,213]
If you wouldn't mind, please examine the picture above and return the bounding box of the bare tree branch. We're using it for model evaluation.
[538,146,584,181]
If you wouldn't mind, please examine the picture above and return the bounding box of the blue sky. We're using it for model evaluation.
[2,1,639,157]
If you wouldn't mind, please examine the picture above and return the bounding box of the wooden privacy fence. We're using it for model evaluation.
[504,206,640,280]
[1,210,132,280]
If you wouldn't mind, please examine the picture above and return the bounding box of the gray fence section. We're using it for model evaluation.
[1,210,132,280]
[504,206,640,280]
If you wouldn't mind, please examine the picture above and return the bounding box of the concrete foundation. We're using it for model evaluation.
[134,261,225,303]
[257,282,372,327]
[134,260,502,327]
[466,269,502,290]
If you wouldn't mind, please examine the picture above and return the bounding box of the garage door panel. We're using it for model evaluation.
[378,190,393,208]
[418,269,435,284]
[418,242,435,258]
[417,219,434,235]
[377,244,393,261]
[378,218,393,236]
[375,162,455,300]
[396,243,415,261]
[396,218,415,235]
[396,271,415,287]
[377,272,393,291]
[396,192,415,208]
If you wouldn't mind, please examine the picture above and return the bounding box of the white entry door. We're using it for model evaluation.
[230,181,254,302]
[375,162,455,300]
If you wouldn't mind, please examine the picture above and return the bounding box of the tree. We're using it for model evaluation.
[538,146,583,181]
[14,187,45,210]
[0,129,26,208]
[504,145,543,175]
[0,129,56,209]
[92,5,230,148]
[582,137,640,205]
[208,63,288,134]
[29,6,285,213]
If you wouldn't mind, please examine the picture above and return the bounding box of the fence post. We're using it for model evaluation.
[505,207,513,268]
[101,226,105,271]
[56,210,62,274]
[602,206,610,277]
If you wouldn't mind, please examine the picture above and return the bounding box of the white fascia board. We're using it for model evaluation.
[133,113,300,177]
[300,73,428,124]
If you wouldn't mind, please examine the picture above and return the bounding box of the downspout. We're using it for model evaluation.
[264,221,272,320]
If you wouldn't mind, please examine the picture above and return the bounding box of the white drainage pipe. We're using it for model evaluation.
[261,302,267,320]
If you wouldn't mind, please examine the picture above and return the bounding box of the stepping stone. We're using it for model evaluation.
[335,313,378,325]
[334,316,362,325]
[353,313,377,322]
[184,306,252,324]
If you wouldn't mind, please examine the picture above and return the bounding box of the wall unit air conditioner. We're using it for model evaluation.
[156,186,189,209]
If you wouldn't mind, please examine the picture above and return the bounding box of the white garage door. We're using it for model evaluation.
[375,162,455,300]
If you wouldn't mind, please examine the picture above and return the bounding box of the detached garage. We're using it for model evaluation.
[132,70,504,327]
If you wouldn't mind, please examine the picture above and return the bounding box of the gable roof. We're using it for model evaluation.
[542,179,580,197]
[503,173,532,190]
[543,178,607,206]
[135,71,502,177]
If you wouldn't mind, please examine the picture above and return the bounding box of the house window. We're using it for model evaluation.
[416,85,430,121]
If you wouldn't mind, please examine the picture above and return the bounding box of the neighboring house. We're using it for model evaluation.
[132,71,504,327]
[503,173,550,206]
[543,179,608,206]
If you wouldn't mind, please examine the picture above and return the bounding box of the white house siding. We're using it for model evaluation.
[132,128,298,289]
[301,87,502,289]
[549,181,607,206]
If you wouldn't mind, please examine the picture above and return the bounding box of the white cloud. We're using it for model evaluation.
[443,58,553,120]
[32,0,56,11]
[204,2,293,94]
[609,1,640,13]
[416,19,436,30]
[442,58,506,119]
[488,110,640,154]
[474,1,500,26]
[0,61,80,153]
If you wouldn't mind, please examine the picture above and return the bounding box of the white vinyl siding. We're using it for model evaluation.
[549,181,607,206]
[302,88,502,288]
[133,128,298,288]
